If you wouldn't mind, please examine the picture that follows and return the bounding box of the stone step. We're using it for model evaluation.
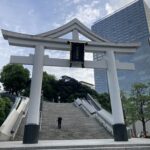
[15,101,112,140]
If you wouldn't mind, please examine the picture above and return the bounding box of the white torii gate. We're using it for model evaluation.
[2,19,139,144]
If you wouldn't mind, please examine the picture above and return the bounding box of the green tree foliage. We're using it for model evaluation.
[132,83,150,137]
[57,76,84,102]
[0,63,112,132]
[122,83,150,137]
[0,64,30,96]
[0,63,111,112]
[42,75,111,111]
[0,97,12,125]
[121,92,136,125]
[22,79,31,97]
[42,72,58,102]
[96,93,111,112]
[56,76,99,103]
[121,91,138,137]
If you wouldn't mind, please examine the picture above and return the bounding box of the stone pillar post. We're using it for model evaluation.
[72,29,79,40]
[23,45,44,144]
[106,50,128,141]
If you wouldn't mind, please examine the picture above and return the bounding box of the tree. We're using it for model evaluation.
[96,93,111,112]
[0,99,5,125]
[57,76,101,103]
[42,72,58,102]
[42,74,111,110]
[125,83,150,137]
[0,64,30,96]
[22,79,31,97]
[0,97,12,125]
[122,93,138,137]
[57,76,81,102]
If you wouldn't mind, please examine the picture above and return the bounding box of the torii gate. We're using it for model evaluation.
[2,19,139,144]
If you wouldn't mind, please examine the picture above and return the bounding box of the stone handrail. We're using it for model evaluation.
[86,94,101,111]
[75,98,96,115]
[96,110,113,135]
[0,97,29,141]
[74,96,113,135]
[11,97,29,139]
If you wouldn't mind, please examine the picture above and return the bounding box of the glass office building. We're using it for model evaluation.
[92,0,150,93]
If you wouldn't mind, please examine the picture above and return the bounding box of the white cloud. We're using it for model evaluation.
[146,0,150,5]
[44,66,94,84]
[51,22,62,29]
[105,3,114,14]
[73,0,81,4]
[106,0,133,13]
[0,32,2,38]
[64,0,85,4]
[28,9,35,16]
[65,1,101,26]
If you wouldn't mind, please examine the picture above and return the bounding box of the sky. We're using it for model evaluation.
[0,0,150,84]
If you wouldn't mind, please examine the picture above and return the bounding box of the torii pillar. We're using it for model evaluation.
[107,50,128,141]
[23,45,44,143]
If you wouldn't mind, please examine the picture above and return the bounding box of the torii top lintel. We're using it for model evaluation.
[1,18,140,53]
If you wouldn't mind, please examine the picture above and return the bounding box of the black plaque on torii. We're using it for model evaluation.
[70,42,85,68]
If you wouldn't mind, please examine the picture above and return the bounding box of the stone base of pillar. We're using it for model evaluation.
[23,124,39,144]
[113,124,128,141]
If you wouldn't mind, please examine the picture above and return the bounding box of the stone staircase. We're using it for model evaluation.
[15,101,111,140]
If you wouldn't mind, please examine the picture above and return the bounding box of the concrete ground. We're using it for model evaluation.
[0,138,150,149]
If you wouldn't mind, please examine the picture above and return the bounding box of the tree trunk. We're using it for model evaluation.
[132,122,137,137]
[140,101,147,138]
[141,118,147,138]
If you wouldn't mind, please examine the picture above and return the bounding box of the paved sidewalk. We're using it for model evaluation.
[0,138,150,149]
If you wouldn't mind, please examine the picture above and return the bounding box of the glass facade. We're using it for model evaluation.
[92,0,150,93]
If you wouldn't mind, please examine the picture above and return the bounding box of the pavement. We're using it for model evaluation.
[0,138,150,149]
